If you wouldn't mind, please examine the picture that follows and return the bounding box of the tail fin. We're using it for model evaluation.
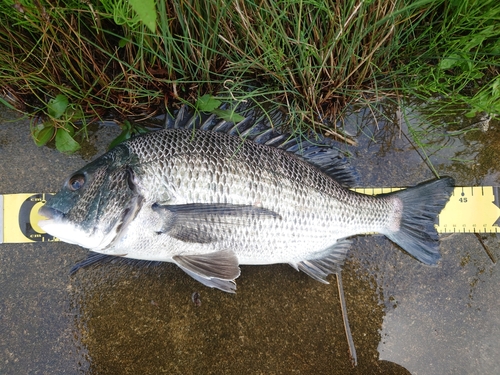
[382,177,455,265]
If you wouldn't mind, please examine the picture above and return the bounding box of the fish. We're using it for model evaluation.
[38,105,455,293]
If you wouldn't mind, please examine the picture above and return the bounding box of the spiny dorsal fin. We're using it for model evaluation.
[164,102,358,187]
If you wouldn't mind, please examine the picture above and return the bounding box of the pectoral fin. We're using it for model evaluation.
[152,202,281,244]
[173,249,241,293]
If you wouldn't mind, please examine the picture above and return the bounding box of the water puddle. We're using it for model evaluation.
[342,101,500,374]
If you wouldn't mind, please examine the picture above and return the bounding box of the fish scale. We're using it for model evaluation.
[129,130,342,261]
[38,112,454,293]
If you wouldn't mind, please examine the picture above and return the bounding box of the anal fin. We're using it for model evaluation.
[179,267,237,293]
[291,239,351,283]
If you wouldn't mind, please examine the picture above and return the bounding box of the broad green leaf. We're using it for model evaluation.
[33,124,55,146]
[61,121,76,136]
[118,37,130,48]
[129,0,157,33]
[55,128,80,153]
[492,77,500,97]
[65,105,84,122]
[196,94,221,112]
[47,94,69,119]
[133,125,149,135]
[439,53,460,70]
[463,35,486,52]
[108,129,131,150]
[464,110,477,118]
[212,109,245,123]
[108,121,136,150]
[466,70,484,80]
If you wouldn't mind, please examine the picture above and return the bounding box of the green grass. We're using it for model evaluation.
[0,0,498,152]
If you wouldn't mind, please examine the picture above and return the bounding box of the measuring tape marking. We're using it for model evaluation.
[1,193,58,244]
[351,186,499,234]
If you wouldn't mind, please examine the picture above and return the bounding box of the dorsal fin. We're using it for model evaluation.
[164,102,358,187]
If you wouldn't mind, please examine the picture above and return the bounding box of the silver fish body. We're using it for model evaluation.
[39,125,454,292]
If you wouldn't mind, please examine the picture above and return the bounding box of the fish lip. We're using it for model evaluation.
[38,205,64,221]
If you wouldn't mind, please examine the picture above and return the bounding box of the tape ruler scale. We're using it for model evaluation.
[1,188,499,244]
[353,186,500,234]
[0,193,58,244]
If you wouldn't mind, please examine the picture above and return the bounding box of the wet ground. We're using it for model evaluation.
[0,104,499,374]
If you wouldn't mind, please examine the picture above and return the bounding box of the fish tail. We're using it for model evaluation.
[382,177,455,265]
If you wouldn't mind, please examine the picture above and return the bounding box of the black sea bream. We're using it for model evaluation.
[39,106,454,292]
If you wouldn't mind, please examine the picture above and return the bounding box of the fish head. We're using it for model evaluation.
[38,145,142,250]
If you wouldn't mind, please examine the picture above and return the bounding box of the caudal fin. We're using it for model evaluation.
[382,177,455,265]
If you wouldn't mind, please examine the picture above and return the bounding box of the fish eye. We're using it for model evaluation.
[68,174,85,191]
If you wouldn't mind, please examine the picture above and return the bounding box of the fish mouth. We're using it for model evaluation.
[37,205,65,236]
[37,200,139,251]
[38,205,64,222]
[37,204,98,248]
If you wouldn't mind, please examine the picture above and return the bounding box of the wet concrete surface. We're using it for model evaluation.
[0,105,499,374]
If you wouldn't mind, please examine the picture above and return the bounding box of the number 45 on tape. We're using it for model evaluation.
[435,186,500,233]
[1,188,500,244]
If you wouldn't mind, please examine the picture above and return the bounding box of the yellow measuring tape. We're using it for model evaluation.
[352,187,500,234]
[1,188,499,243]
[0,193,58,243]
